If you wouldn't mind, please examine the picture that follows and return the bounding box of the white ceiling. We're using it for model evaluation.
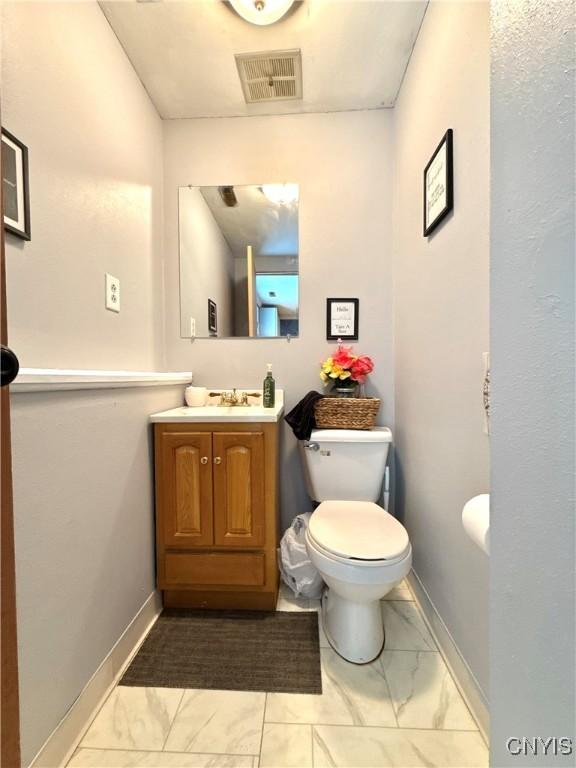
[256,274,299,316]
[99,0,428,118]
[198,184,298,258]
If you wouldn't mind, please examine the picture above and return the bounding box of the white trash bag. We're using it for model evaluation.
[278,513,324,599]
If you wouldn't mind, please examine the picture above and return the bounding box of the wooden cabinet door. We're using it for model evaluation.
[213,432,265,548]
[159,432,213,547]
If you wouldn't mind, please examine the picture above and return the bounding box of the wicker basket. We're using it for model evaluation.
[314,396,381,430]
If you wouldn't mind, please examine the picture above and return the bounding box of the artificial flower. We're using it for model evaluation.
[350,354,374,383]
[319,343,375,385]
[332,345,355,370]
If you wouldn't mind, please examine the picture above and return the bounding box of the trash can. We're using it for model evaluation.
[277,513,324,599]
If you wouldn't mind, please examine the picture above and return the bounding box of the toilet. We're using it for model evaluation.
[299,427,412,664]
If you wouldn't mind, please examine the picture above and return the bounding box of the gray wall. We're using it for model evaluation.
[163,111,396,530]
[179,187,234,338]
[10,386,183,766]
[2,3,166,371]
[392,0,490,702]
[490,1,575,764]
[2,4,182,764]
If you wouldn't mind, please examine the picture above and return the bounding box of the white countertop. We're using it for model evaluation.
[150,390,284,423]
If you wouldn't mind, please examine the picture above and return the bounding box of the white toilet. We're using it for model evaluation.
[299,428,412,664]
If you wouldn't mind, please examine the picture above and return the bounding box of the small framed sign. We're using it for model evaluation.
[208,298,218,336]
[423,129,453,237]
[2,128,31,241]
[326,298,359,341]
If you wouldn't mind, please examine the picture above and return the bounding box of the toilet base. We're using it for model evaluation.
[321,588,385,664]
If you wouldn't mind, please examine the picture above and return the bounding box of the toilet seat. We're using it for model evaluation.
[306,534,411,570]
[308,500,410,563]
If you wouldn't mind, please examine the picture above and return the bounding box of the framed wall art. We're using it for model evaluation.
[2,128,31,241]
[326,298,359,341]
[424,129,453,237]
[208,298,218,336]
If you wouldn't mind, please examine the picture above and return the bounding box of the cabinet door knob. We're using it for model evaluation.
[214,457,222,465]
[201,456,208,465]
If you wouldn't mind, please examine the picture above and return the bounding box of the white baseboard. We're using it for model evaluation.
[406,570,490,744]
[30,591,163,768]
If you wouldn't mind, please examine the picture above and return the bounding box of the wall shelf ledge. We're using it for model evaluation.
[11,368,193,393]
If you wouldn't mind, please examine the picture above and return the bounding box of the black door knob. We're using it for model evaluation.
[1,345,20,387]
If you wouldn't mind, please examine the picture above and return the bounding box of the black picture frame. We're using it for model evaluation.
[2,128,31,241]
[326,298,359,341]
[423,129,453,237]
[208,298,218,335]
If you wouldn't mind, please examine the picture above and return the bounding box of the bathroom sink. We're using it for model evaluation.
[149,389,284,423]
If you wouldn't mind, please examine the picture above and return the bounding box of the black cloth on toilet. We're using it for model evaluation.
[285,391,324,440]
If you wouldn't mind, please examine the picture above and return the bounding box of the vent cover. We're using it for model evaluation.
[218,186,238,207]
[235,49,302,103]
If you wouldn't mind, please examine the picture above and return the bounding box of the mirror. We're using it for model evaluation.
[179,184,299,338]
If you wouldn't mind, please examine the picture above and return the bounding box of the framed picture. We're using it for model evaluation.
[326,298,359,341]
[423,129,453,237]
[208,298,217,336]
[2,128,31,241]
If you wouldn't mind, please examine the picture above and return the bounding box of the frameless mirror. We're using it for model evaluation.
[179,184,299,338]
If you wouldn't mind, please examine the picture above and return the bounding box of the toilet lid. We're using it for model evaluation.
[308,501,410,561]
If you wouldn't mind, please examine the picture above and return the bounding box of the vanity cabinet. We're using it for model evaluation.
[154,422,279,610]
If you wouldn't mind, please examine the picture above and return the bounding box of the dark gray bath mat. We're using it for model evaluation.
[120,609,322,695]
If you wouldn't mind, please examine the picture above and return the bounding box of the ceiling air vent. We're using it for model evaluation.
[218,186,238,207]
[235,49,302,103]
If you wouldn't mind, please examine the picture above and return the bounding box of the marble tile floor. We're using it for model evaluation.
[67,579,487,768]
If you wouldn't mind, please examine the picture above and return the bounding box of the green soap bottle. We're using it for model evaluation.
[263,363,275,408]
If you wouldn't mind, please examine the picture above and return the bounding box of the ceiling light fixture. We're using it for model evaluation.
[261,183,299,205]
[229,0,295,26]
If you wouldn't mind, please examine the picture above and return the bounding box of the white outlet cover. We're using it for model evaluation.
[105,273,120,313]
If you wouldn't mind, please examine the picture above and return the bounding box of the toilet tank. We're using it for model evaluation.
[299,427,392,503]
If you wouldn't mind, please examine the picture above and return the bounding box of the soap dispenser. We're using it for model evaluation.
[263,363,275,408]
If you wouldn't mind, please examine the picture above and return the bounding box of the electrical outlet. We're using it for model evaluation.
[105,273,120,313]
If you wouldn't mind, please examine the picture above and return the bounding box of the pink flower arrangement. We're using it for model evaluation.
[320,343,375,385]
